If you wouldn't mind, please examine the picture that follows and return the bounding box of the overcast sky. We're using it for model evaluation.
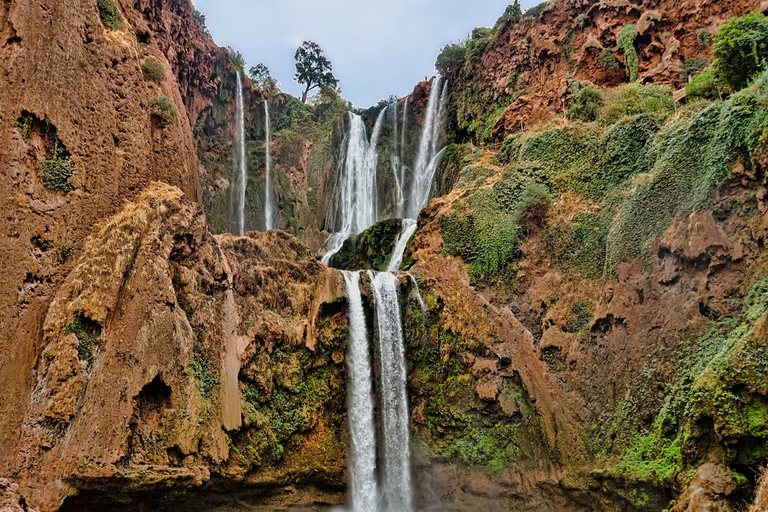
[193,0,540,107]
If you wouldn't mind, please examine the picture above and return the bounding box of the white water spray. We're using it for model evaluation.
[341,271,379,512]
[369,272,414,512]
[264,100,275,230]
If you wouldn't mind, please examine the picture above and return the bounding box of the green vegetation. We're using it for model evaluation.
[697,28,712,48]
[39,143,76,193]
[150,96,178,128]
[141,58,165,84]
[681,57,708,82]
[524,0,551,18]
[192,8,212,38]
[331,218,404,271]
[248,63,279,96]
[227,47,245,71]
[617,24,639,82]
[568,84,605,122]
[713,11,768,91]
[64,315,102,363]
[97,0,123,31]
[294,41,339,103]
[546,213,608,279]
[599,48,620,72]
[599,82,673,125]
[685,67,722,101]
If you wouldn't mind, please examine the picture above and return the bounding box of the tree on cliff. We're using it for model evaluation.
[294,41,339,103]
[249,63,280,96]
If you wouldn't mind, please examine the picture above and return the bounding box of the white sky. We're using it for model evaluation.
[193,0,541,107]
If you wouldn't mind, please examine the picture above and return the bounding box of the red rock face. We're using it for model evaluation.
[449,0,767,137]
[0,0,218,488]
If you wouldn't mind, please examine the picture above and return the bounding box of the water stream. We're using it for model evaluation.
[264,100,274,230]
[341,271,379,512]
[231,71,247,236]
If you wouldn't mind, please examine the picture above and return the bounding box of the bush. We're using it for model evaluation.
[599,48,620,72]
[150,95,178,128]
[546,213,608,279]
[569,84,605,122]
[599,82,674,124]
[97,0,123,31]
[494,2,522,31]
[713,11,768,91]
[525,0,551,18]
[436,42,468,77]
[618,24,639,82]
[141,58,165,84]
[697,28,712,48]
[685,67,721,101]
[192,8,212,38]
[681,57,708,82]
[38,141,76,192]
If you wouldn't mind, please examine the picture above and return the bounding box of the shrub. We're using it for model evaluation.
[599,48,620,72]
[681,57,708,82]
[516,182,552,232]
[494,2,522,32]
[227,47,245,71]
[150,95,178,128]
[577,14,587,30]
[697,28,712,48]
[64,315,102,362]
[546,213,608,279]
[436,42,468,77]
[713,11,768,91]
[192,8,212,38]
[97,0,123,31]
[685,67,721,101]
[618,24,639,82]
[525,0,551,18]
[569,84,605,122]
[38,141,76,192]
[599,82,674,124]
[141,57,165,84]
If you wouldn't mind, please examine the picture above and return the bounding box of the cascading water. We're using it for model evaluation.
[369,271,414,512]
[322,110,387,265]
[387,219,418,272]
[264,100,275,231]
[341,271,379,512]
[231,71,247,236]
[408,77,449,219]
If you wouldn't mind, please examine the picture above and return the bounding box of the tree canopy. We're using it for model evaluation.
[294,41,338,103]
[713,11,768,91]
[249,63,279,96]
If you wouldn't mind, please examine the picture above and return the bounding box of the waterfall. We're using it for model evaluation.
[231,71,247,236]
[387,219,418,272]
[408,77,449,219]
[369,272,414,512]
[341,271,379,512]
[322,110,387,265]
[264,100,275,231]
[408,274,428,316]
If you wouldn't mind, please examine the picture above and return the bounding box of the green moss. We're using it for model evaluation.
[63,315,102,363]
[141,58,165,84]
[331,218,403,271]
[150,96,178,128]
[605,75,768,271]
[618,24,639,82]
[38,140,76,193]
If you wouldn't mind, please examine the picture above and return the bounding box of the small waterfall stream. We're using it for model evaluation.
[387,219,418,272]
[342,271,379,512]
[231,71,247,236]
[408,77,449,219]
[264,100,274,231]
[370,272,414,512]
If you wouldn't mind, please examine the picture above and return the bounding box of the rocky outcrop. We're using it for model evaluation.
[11,183,348,511]
[0,0,219,476]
